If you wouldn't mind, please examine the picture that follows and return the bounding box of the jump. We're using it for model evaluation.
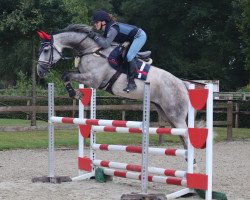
[37,24,191,152]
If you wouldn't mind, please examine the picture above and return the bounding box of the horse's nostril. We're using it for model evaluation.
[38,71,44,78]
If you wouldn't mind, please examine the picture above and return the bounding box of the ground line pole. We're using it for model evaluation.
[141,82,150,194]
[48,83,55,178]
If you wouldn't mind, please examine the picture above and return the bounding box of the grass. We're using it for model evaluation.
[0,127,249,151]
[214,127,250,141]
[0,118,47,126]
[0,119,249,151]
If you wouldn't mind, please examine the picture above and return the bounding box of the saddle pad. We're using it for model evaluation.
[134,59,150,81]
[108,46,150,81]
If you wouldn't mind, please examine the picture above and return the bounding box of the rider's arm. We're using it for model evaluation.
[94,27,118,48]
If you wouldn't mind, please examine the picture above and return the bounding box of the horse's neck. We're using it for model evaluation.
[53,32,97,52]
[54,32,118,88]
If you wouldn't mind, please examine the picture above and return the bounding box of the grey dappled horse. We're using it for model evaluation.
[37,24,193,155]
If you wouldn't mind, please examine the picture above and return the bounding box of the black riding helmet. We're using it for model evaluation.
[92,10,111,23]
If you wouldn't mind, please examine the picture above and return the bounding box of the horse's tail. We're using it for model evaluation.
[182,80,190,90]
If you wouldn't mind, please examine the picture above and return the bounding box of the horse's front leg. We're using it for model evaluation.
[61,71,94,100]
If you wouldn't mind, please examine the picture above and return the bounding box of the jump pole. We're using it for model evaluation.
[42,82,214,200]
[72,82,151,195]
[72,83,213,199]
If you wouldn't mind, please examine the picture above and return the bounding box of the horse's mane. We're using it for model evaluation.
[56,24,93,34]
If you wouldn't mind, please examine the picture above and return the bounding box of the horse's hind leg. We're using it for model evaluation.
[155,103,199,172]
[154,103,188,149]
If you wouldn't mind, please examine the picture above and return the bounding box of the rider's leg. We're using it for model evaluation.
[123,59,137,92]
[123,29,147,92]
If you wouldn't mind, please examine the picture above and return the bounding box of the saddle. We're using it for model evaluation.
[121,41,153,64]
[108,45,152,81]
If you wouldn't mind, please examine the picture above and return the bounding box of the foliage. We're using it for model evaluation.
[234,0,250,71]
[236,85,250,92]
[0,0,88,85]
[0,0,249,92]
[119,0,248,91]
[1,71,33,96]
[62,0,89,24]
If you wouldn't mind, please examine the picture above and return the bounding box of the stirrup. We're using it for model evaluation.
[123,83,137,93]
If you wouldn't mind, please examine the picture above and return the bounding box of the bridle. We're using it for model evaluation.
[38,34,89,69]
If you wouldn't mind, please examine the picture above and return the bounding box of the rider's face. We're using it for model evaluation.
[94,21,106,31]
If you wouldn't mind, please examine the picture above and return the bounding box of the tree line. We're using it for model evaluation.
[0,0,249,91]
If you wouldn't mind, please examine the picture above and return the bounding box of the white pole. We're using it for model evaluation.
[48,83,55,178]
[78,84,84,175]
[206,83,213,200]
[90,88,97,174]
[187,84,195,174]
[141,82,150,194]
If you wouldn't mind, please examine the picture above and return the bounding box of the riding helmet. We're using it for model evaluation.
[92,10,111,22]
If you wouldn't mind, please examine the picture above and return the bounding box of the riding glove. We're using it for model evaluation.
[88,31,98,40]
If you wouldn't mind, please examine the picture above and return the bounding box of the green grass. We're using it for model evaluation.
[0,126,249,151]
[214,127,250,141]
[0,118,47,126]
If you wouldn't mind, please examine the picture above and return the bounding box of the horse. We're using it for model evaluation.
[37,24,195,162]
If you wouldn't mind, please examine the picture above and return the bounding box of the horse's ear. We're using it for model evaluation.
[37,31,45,40]
[37,30,51,41]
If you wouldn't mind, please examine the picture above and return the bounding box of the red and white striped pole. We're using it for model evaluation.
[103,168,187,187]
[92,144,187,157]
[50,116,143,129]
[93,159,186,178]
[92,126,187,136]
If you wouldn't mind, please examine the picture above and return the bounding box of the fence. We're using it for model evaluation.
[0,94,249,141]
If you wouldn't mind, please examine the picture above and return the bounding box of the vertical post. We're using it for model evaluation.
[206,83,213,200]
[90,88,97,173]
[78,84,85,175]
[48,83,55,178]
[187,84,195,174]
[226,101,233,141]
[31,40,37,127]
[141,82,150,194]
[122,100,126,120]
[72,99,76,117]
[26,95,31,120]
[235,102,239,128]
[158,116,164,145]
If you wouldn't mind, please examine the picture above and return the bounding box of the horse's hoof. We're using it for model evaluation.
[68,90,76,98]
[193,163,200,173]
[74,89,83,100]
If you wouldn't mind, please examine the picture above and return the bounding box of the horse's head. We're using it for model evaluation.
[37,31,63,78]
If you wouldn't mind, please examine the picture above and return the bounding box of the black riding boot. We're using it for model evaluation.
[123,59,137,93]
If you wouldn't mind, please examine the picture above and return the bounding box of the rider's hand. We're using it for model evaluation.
[88,31,97,40]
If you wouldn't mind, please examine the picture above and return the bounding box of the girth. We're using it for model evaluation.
[98,71,122,94]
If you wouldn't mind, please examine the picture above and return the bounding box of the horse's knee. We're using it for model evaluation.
[61,71,71,82]
[65,82,76,98]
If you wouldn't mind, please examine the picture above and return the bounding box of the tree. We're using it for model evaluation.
[119,0,248,91]
[0,0,88,125]
[0,0,89,85]
[234,0,250,90]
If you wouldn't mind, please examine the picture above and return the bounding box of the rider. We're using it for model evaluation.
[89,10,147,92]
